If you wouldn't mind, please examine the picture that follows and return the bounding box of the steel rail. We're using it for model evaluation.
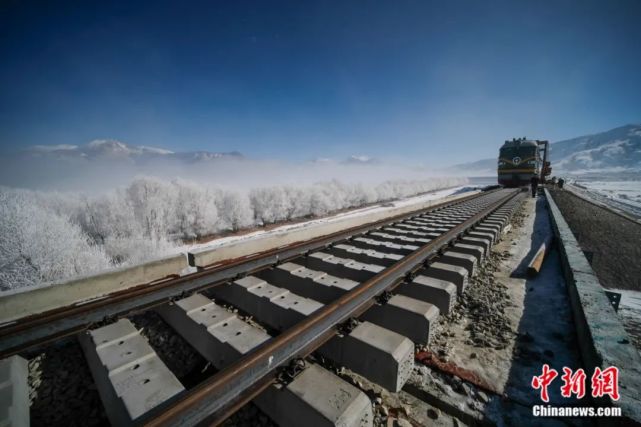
[139,188,521,427]
[0,190,485,358]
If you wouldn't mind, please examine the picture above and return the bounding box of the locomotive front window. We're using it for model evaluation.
[500,147,537,157]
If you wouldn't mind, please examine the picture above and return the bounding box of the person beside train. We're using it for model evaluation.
[530,175,539,197]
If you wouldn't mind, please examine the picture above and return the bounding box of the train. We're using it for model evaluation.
[497,137,550,187]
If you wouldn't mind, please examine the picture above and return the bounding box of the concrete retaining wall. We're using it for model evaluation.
[545,189,641,426]
[0,254,187,325]
[189,190,478,268]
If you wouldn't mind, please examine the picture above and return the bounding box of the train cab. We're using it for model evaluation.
[497,138,542,187]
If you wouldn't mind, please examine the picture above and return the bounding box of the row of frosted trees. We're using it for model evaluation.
[0,176,467,290]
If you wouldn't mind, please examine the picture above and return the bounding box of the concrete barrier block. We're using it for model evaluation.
[352,237,418,253]
[449,243,484,263]
[319,321,414,392]
[283,263,359,291]
[397,275,456,315]
[439,251,477,277]
[370,232,429,245]
[158,295,372,427]
[384,227,433,240]
[484,217,506,227]
[459,236,491,256]
[334,243,403,262]
[308,252,385,274]
[211,277,323,331]
[79,319,184,425]
[0,355,29,427]
[252,265,353,304]
[423,262,468,294]
[157,294,271,369]
[361,295,439,345]
[468,230,497,244]
[256,364,373,427]
[0,254,187,324]
[329,245,399,267]
[474,225,501,242]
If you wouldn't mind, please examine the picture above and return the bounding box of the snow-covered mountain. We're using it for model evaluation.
[308,155,380,165]
[551,124,641,173]
[341,155,380,165]
[448,124,641,175]
[26,139,243,163]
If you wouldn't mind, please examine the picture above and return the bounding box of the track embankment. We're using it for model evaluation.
[549,188,641,292]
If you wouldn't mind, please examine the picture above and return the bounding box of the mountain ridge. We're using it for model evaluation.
[25,139,244,163]
[448,124,641,175]
[24,140,381,166]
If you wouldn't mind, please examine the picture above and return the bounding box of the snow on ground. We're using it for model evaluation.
[426,196,581,405]
[179,185,475,255]
[499,198,582,406]
[402,196,589,426]
[611,289,641,356]
[570,180,641,218]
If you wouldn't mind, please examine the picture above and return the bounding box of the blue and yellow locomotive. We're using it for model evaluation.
[497,138,550,187]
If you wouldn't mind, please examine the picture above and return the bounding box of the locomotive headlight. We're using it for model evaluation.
[498,161,506,166]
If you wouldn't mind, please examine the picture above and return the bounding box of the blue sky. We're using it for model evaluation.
[1,0,640,166]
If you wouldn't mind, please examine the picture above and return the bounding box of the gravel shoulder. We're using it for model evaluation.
[406,195,587,426]
[428,197,581,399]
[550,188,641,355]
[549,188,641,291]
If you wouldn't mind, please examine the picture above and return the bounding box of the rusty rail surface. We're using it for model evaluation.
[0,190,485,358]
[139,189,520,427]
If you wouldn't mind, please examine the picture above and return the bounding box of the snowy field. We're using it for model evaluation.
[613,289,641,355]
[571,179,641,218]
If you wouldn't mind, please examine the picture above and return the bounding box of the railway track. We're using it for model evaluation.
[1,188,525,427]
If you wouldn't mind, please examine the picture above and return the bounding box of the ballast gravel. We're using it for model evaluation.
[27,310,276,427]
[27,339,109,427]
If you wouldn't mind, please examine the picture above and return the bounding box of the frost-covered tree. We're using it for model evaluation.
[126,176,177,239]
[103,234,176,266]
[0,175,468,290]
[250,186,292,224]
[309,184,334,216]
[0,188,110,290]
[171,179,220,238]
[219,191,253,231]
[282,186,311,220]
[77,190,139,244]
